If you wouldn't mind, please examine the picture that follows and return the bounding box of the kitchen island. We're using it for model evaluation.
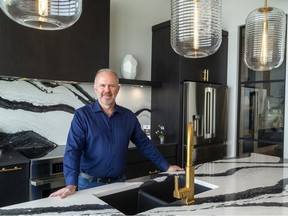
[1,153,288,215]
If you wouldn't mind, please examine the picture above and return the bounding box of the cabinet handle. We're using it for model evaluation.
[149,170,160,175]
[202,69,209,81]
[204,87,216,138]
[0,166,22,172]
[202,69,206,81]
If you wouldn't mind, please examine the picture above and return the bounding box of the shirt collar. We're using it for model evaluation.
[92,100,122,114]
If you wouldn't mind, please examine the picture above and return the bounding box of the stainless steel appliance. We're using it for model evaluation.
[29,145,66,200]
[182,81,228,164]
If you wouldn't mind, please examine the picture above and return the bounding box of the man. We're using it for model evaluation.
[50,69,183,198]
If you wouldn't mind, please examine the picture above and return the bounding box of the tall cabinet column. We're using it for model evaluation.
[151,20,228,165]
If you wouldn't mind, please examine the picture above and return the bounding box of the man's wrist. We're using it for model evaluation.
[67,185,77,191]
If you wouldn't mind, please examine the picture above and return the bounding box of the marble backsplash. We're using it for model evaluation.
[0,76,151,150]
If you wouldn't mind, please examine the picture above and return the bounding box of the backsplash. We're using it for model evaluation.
[0,76,151,149]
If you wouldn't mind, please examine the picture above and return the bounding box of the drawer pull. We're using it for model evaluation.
[149,170,160,175]
[0,166,22,172]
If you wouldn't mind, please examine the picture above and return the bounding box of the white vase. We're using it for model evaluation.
[120,54,138,79]
[159,136,164,144]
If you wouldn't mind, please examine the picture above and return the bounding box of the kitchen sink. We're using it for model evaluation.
[98,175,217,215]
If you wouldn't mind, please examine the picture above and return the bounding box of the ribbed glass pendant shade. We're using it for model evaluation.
[0,0,82,30]
[171,0,222,58]
[244,5,286,71]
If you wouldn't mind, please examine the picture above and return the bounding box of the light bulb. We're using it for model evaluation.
[38,0,49,16]
[260,14,268,66]
[171,0,222,58]
[193,0,199,51]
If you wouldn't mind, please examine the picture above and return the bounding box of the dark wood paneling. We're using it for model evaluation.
[0,0,110,82]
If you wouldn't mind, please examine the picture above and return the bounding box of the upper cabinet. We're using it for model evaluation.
[151,21,228,85]
[0,0,110,83]
[180,31,228,84]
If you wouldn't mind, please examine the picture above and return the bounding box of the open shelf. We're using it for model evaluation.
[119,79,161,87]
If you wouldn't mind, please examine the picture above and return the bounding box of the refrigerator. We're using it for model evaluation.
[182,81,228,164]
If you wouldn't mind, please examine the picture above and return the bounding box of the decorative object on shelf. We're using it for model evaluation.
[155,125,165,144]
[120,54,138,79]
[171,0,222,58]
[143,125,151,139]
[0,0,82,30]
[244,0,286,72]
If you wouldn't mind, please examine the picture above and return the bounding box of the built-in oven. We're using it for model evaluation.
[29,145,66,200]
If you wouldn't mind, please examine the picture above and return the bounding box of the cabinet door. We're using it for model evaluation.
[0,0,109,82]
[206,34,228,84]
[181,32,228,84]
[180,57,205,82]
[0,163,29,207]
[152,21,228,85]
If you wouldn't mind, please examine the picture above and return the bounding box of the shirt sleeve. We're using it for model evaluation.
[63,110,86,186]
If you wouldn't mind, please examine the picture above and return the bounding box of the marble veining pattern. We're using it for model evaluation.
[0,204,119,216]
[0,77,151,149]
[145,153,288,215]
[1,153,288,215]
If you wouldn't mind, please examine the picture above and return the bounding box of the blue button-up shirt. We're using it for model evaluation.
[64,100,170,186]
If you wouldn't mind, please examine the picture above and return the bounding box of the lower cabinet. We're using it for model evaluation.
[0,151,29,207]
[125,143,177,179]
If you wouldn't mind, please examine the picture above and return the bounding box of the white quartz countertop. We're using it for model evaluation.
[0,182,143,215]
[1,153,288,215]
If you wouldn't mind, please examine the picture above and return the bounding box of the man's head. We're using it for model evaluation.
[94,69,120,108]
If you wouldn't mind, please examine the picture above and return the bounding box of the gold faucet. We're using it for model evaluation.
[173,122,194,205]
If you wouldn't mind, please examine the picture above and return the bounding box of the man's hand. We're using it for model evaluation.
[49,185,76,199]
[167,165,184,172]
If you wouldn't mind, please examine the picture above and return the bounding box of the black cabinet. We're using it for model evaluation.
[125,143,177,179]
[180,33,228,84]
[0,0,110,82]
[151,20,228,164]
[0,151,29,207]
[151,21,228,84]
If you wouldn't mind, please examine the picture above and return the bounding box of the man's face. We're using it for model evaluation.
[94,72,120,107]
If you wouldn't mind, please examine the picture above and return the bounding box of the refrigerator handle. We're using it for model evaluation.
[212,88,216,136]
[204,87,216,139]
[193,115,202,137]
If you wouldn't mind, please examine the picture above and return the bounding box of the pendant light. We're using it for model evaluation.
[0,0,82,30]
[171,0,222,58]
[244,0,286,72]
